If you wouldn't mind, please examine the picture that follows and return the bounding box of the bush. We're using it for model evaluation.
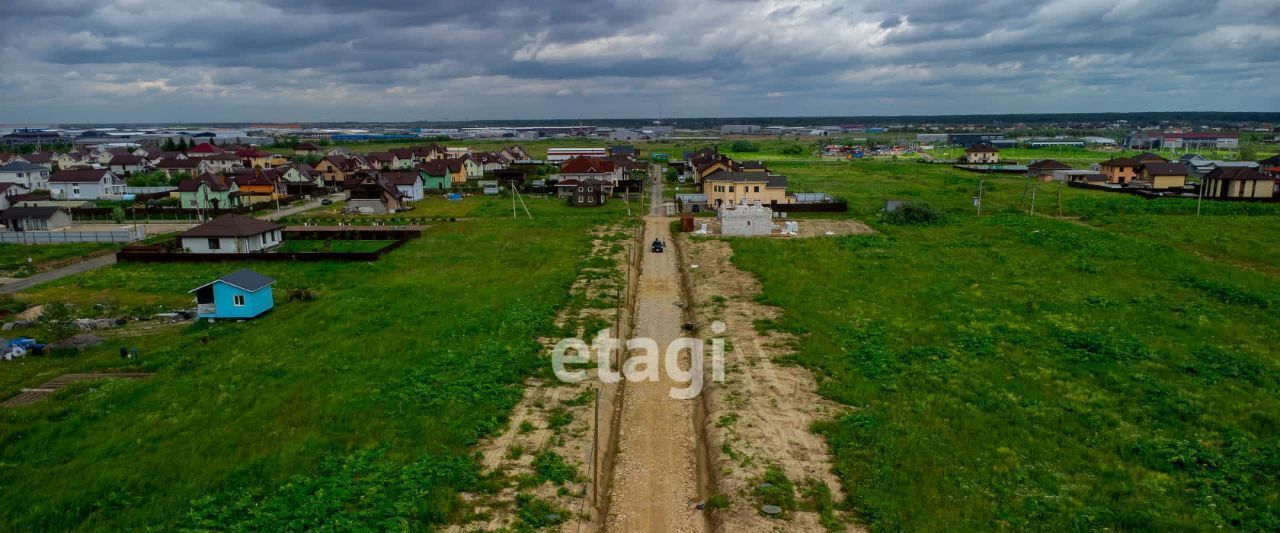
[730,140,759,153]
[882,202,947,226]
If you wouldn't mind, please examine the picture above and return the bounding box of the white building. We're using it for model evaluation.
[0,161,51,189]
[718,202,774,236]
[179,214,284,254]
[48,169,125,199]
[721,125,762,135]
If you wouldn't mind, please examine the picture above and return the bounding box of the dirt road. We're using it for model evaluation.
[0,254,116,294]
[605,215,708,532]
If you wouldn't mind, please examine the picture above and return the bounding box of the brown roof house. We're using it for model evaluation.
[1135,162,1188,190]
[565,178,608,207]
[1202,167,1275,199]
[2,206,72,231]
[346,175,406,214]
[180,214,283,253]
[964,144,1000,164]
[1097,157,1139,184]
[1026,159,1072,182]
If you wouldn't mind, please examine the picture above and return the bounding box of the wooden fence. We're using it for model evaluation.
[116,228,418,263]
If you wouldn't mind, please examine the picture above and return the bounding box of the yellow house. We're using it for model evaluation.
[1136,162,1188,190]
[963,144,999,164]
[702,171,793,208]
[1098,157,1139,184]
[1202,167,1275,199]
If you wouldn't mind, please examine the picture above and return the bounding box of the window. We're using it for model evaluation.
[208,238,221,250]
[754,186,760,192]
[233,294,246,306]
[261,234,267,245]
[729,186,735,192]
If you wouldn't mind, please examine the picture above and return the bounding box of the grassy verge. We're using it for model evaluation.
[728,213,1280,530]
[0,202,628,529]
[0,242,120,278]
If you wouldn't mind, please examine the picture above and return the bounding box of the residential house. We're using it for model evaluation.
[565,178,608,207]
[0,183,31,210]
[417,160,452,191]
[1132,152,1168,165]
[1135,162,1188,190]
[186,142,224,158]
[235,148,272,169]
[2,206,72,231]
[199,153,242,174]
[228,169,285,203]
[20,152,55,170]
[97,148,131,165]
[0,161,52,189]
[294,142,322,156]
[441,158,467,185]
[963,144,1000,164]
[325,147,353,157]
[157,157,202,181]
[48,169,125,199]
[558,156,622,186]
[190,269,276,320]
[180,215,283,254]
[364,152,401,170]
[316,155,364,187]
[346,175,406,214]
[460,155,484,179]
[701,171,793,208]
[1201,167,1274,199]
[1026,159,1072,182]
[108,154,148,174]
[1097,157,1140,184]
[276,164,325,189]
[176,173,244,209]
[381,170,425,201]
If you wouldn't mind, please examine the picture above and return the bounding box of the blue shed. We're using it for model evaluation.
[190,269,276,320]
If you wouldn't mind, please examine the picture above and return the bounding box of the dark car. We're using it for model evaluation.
[321,198,333,205]
[651,239,665,253]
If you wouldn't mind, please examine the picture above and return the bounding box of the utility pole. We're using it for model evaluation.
[976,179,985,216]
[1029,183,1037,216]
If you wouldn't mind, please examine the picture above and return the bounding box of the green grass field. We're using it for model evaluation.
[0,200,627,530]
[729,213,1280,530]
[0,242,119,278]
[274,239,395,253]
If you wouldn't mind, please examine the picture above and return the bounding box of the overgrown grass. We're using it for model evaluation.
[0,242,119,277]
[730,213,1280,531]
[0,202,627,529]
[274,239,395,253]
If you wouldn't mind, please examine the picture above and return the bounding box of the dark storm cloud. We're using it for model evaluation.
[0,0,1276,122]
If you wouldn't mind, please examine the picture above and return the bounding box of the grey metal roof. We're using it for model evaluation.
[190,268,276,293]
[0,161,48,172]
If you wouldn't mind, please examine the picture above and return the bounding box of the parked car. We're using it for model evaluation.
[651,239,665,253]
[321,198,333,205]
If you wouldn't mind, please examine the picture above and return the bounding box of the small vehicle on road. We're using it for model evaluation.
[321,198,333,205]
[651,239,665,253]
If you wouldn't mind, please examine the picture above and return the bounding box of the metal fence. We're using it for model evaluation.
[0,226,146,243]
[122,186,177,194]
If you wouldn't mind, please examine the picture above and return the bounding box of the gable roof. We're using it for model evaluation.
[1140,162,1187,176]
[703,170,789,188]
[176,173,234,192]
[188,142,223,154]
[965,144,999,153]
[50,169,115,183]
[158,158,201,169]
[109,154,146,165]
[1027,159,1072,171]
[559,156,616,174]
[190,268,276,293]
[1133,152,1167,163]
[1099,157,1138,167]
[1205,167,1271,181]
[2,206,65,219]
[181,214,282,238]
[0,161,48,173]
[21,152,53,164]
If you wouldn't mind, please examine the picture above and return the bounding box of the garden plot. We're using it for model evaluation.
[450,223,635,532]
[683,236,856,532]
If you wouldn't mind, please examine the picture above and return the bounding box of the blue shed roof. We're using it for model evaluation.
[190,269,276,293]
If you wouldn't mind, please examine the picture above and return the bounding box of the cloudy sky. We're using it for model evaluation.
[2,0,1277,123]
